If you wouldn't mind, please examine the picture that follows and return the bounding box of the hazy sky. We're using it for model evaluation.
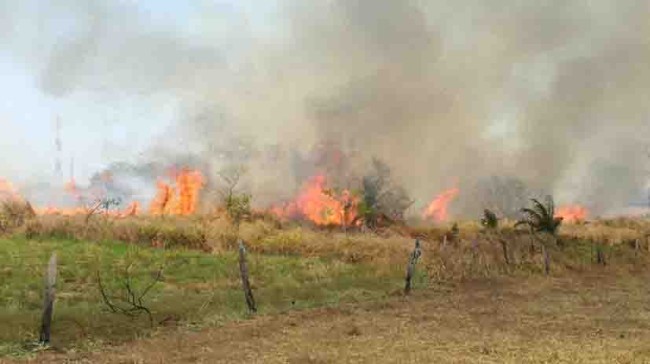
[0,0,277,183]
[1,1,648,214]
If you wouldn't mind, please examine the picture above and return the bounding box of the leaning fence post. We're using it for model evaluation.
[39,252,57,345]
[404,239,422,295]
[238,240,257,313]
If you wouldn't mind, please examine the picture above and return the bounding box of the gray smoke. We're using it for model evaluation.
[3,0,649,216]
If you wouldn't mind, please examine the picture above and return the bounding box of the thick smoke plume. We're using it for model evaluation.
[3,0,649,217]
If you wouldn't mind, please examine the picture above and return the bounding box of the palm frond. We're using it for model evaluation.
[516,195,562,235]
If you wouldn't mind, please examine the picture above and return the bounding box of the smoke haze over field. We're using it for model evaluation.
[1,0,649,216]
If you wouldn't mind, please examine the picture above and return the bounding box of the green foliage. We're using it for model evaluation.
[480,209,499,229]
[224,193,252,225]
[356,159,413,228]
[217,165,252,226]
[0,237,400,354]
[515,196,563,236]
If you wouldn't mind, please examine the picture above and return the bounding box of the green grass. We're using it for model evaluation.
[0,237,406,357]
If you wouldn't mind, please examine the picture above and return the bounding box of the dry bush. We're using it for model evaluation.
[12,212,650,283]
[21,215,211,251]
[0,199,35,232]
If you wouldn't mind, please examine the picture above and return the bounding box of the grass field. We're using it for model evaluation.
[21,271,650,364]
[1,215,650,362]
[0,236,407,359]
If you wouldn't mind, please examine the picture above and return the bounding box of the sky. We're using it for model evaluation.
[0,0,277,183]
[0,0,648,216]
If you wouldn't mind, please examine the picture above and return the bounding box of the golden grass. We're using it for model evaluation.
[8,215,650,275]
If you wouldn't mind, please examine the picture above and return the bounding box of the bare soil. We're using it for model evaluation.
[16,269,650,364]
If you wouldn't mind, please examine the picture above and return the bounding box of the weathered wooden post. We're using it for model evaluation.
[596,243,606,266]
[404,239,422,295]
[499,238,510,265]
[39,252,57,345]
[542,244,550,275]
[238,240,257,313]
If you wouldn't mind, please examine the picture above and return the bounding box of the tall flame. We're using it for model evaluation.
[422,187,460,222]
[149,169,204,216]
[556,205,588,223]
[272,174,358,226]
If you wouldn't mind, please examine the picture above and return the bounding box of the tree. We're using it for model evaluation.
[355,159,413,229]
[515,196,563,275]
[217,165,251,227]
[481,209,509,265]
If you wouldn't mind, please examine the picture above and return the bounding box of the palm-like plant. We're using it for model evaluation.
[515,196,562,275]
[515,196,563,235]
[481,209,499,229]
[481,209,510,265]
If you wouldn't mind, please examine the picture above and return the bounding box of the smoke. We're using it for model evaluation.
[3,0,650,216]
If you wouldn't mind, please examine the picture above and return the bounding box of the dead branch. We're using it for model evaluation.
[96,265,162,327]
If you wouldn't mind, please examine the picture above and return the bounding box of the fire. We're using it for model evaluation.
[149,169,204,216]
[149,181,173,215]
[272,174,358,226]
[555,205,588,223]
[120,201,140,217]
[2,167,203,218]
[35,201,140,217]
[0,178,21,201]
[64,178,84,203]
[422,187,460,222]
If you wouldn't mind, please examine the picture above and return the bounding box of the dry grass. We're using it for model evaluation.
[3,214,650,362]
[24,270,650,364]
[7,214,650,278]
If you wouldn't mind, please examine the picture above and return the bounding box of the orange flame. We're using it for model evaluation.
[555,205,588,223]
[0,178,21,201]
[3,168,202,218]
[119,201,140,217]
[149,181,173,215]
[35,201,140,218]
[64,178,84,203]
[272,174,358,226]
[422,187,460,222]
[149,169,204,216]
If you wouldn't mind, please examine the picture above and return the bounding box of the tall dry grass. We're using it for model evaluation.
[3,211,649,282]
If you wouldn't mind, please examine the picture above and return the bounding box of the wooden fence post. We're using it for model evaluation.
[39,252,57,345]
[238,240,257,313]
[404,239,422,295]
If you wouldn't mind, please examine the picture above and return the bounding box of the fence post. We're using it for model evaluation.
[238,240,257,313]
[404,239,422,295]
[39,252,57,345]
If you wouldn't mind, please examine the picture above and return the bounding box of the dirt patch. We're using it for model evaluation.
[18,270,650,363]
